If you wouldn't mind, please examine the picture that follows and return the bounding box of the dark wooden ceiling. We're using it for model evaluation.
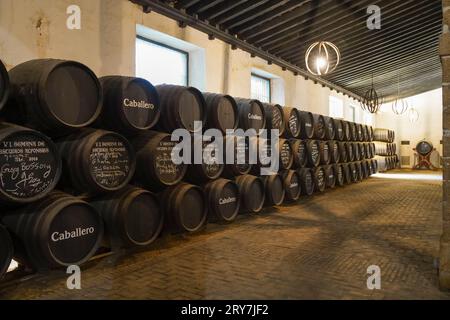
[133,0,442,101]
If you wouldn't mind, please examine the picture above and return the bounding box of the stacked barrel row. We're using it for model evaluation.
[0,58,378,281]
[373,128,398,172]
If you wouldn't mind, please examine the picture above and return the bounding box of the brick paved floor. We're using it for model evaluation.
[1,170,449,300]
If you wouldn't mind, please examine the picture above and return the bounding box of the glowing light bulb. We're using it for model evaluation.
[315,57,327,71]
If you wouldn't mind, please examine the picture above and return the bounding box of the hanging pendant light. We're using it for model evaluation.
[360,74,381,114]
[408,108,419,123]
[305,41,340,76]
[391,73,409,115]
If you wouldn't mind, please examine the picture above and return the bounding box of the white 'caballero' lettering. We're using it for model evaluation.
[123,98,154,110]
[51,227,95,242]
[219,197,236,205]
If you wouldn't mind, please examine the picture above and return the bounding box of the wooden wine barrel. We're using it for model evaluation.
[184,135,224,184]
[131,131,186,191]
[282,107,301,138]
[203,93,239,134]
[363,125,370,142]
[324,165,336,189]
[352,142,360,161]
[354,162,363,182]
[3,59,102,136]
[368,126,374,142]
[349,122,357,141]
[374,128,395,143]
[1,191,103,270]
[289,139,307,169]
[235,98,266,132]
[346,141,355,162]
[297,168,315,196]
[96,76,160,135]
[329,140,340,164]
[203,178,240,223]
[263,103,285,136]
[251,137,293,173]
[338,142,348,163]
[278,138,294,170]
[362,160,371,179]
[306,140,320,167]
[342,121,351,141]
[349,162,358,183]
[356,124,364,142]
[312,113,326,140]
[0,59,9,112]
[222,135,252,178]
[262,174,285,206]
[324,116,336,140]
[333,164,345,187]
[90,186,162,249]
[371,159,378,174]
[298,111,315,139]
[0,224,13,280]
[363,143,370,160]
[342,163,352,184]
[313,166,326,193]
[0,123,61,205]
[416,140,433,156]
[319,141,331,165]
[235,175,265,213]
[358,142,366,160]
[162,183,207,233]
[57,128,135,195]
[155,84,206,133]
[333,119,344,141]
[280,170,301,202]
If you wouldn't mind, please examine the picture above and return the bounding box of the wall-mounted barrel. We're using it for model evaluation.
[222,135,252,178]
[333,164,345,187]
[319,141,330,165]
[263,103,285,137]
[280,170,301,202]
[282,107,301,138]
[90,186,162,249]
[155,84,206,133]
[298,168,315,196]
[0,224,13,279]
[203,93,239,134]
[0,59,9,112]
[289,139,307,169]
[235,175,265,213]
[324,116,336,140]
[203,179,240,223]
[0,123,61,205]
[324,165,336,189]
[298,111,315,139]
[333,119,344,141]
[162,183,207,233]
[57,128,135,196]
[306,140,320,167]
[3,59,102,136]
[1,192,103,270]
[313,166,326,193]
[131,131,186,192]
[95,76,160,135]
[329,141,340,164]
[312,113,326,140]
[235,98,266,133]
[338,142,348,163]
[342,163,351,184]
[262,174,285,206]
[342,120,351,141]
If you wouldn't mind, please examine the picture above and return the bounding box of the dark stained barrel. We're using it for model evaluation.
[338,142,348,163]
[355,161,363,182]
[352,142,360,161]
[342,120,351,141]
[0,123,61,205]
[162,183,207,233]
[371,159,378,174]
[324,165,336,189]
[90,186,162,249]
[349,162,358,183]
[279,138,294,170]
[282,107,301,138]
[131,131,187,192]
[298,168,315,196]
[251,137,293,173]
[0,59,9,112]
[263,103,285,136]
[3,59,102,136]
[184,136,224,184]
[356,124,364,142]
[333,119,344,141]
[329,141,340,164]
[155,84,206,133]
[361,161,370,179]
[333,164,345,187]
[0,224,13,279]
[312,113,326,140]
[363,125,369,142]
[368,126,374,142]
[203,179,240,223]
[262,174,285,206]
[235,98,266,133]
[324,116,336,140]
[57,128,135,195]
[289,139,307,169]
[222,135,252,178]
[319,141,330,165]
[345,141,354,162]
[298,111,315,139]
[203,93,239,134]
[1,191,103,270]
[235,175,265,213]
[313,166,326,193]
[349,122,357,141]
[96,76,160,135]
[306,140,320,167]
[416,140,433,156]
[358,142,366,160]
[342,163,351,184]
[280,170,301,202]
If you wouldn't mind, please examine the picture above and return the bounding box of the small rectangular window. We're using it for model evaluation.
[348,105,356,122]
[136,36,188,86]
[251,74,271,103]
[363,112,373,126]
[329,96,344,119]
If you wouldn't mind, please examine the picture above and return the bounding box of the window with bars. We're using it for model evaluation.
[251,74,271,103]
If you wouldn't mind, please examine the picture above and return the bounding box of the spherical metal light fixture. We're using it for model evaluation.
[360,75,381,114]
[408,108,419,123]
[391,73,409,115]
[305,41,340,76]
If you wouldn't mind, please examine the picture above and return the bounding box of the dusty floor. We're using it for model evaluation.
[0,170,449,300]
